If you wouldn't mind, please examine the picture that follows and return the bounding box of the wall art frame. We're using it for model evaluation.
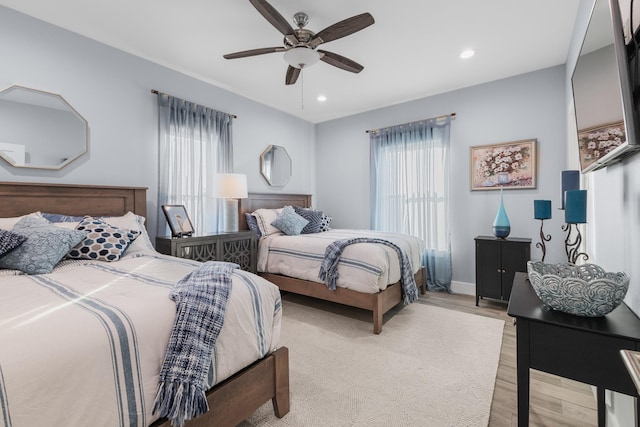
[162,204,194,237]
[577,121,626,173]
[470,139,537,191]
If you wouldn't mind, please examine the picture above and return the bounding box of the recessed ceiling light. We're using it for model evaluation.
[317,95,327,102]
[460,49,475,59]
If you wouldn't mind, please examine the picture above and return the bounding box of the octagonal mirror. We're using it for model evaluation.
[260,145,292,186]
[0,85,88,170]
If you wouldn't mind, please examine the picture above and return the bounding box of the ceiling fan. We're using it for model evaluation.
[223,0,375,85]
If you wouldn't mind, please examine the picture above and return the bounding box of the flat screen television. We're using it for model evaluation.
[571,0,640,172]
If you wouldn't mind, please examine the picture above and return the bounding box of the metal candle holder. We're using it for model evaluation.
[533,199,552,262]
[562,223,589,264]
[536,219,552,262]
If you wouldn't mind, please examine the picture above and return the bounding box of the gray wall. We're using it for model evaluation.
[316,66,569,292]
[0,5,316,241]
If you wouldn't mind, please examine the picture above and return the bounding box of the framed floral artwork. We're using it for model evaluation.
[577,121,625,172]
[470,139,537,190]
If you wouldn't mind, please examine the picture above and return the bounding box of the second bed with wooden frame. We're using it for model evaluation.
[240,192,427,334]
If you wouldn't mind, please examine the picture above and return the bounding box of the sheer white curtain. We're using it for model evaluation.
[370,117,452,291]
[157,94,233,236]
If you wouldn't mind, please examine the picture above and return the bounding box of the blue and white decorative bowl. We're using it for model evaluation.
[527,261,629,317]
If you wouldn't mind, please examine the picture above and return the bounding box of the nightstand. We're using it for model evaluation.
[475,235,531,306]
[156,231,257,273]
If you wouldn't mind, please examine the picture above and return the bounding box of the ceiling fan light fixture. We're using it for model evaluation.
[284,47,320,69]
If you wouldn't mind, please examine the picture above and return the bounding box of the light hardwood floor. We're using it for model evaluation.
[418,291,598,427]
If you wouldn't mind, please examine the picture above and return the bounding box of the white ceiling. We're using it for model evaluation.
[0,0,581,123]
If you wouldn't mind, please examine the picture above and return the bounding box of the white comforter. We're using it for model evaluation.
[0,255,282,427]
[257,229,425,294]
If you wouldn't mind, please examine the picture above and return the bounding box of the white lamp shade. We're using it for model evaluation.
[284,47,320,69]
[214,173,248,198]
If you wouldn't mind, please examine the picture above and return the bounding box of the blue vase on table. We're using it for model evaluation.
[493,187,511,238]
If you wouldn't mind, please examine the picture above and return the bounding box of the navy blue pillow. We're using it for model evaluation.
[0,229,27,258]
[42,213,84,223]
[293,206,323,234]
[245,213,262,238]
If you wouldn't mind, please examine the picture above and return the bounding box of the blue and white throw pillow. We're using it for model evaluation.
[271,206,309,236]
[0,216,88,274]
[293,206,323,234]
[41,212,83,223]
[0,229,27,258]
[67,216,141,262]
[245,212,262,238]
[319,214,333,232]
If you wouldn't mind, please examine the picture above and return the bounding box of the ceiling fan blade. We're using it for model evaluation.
[249,0,295,37]
[285,66,301,85]
[309,13,374,48]
[223,47,284,59]
[318,50,364,73]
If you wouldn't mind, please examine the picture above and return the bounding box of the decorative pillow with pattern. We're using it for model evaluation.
[0,216,88,274]
[293,206,324,234]
[41,213,84,223]
[67,216,141,262]
[319,214,333,232]
[0,229,27,258]
[245,213,262,238]
[271,206,309,236]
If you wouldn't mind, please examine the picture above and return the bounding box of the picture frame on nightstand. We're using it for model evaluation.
[162,204,194,237]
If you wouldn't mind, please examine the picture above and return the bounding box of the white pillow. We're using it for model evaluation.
[252,208,284,237]
[96,212,156,257]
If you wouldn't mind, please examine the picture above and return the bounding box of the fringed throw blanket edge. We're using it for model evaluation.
[152,261,238,427]
[318,237,419,304]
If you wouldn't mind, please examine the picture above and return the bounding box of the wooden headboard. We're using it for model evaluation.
[239,192,312,230]
[0,182,147,219]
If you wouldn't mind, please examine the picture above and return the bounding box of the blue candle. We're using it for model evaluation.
[561,170,580,209]
[534,200,552,219]
[565,190,587,224]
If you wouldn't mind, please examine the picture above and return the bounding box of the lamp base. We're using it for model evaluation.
[221,198,239,232]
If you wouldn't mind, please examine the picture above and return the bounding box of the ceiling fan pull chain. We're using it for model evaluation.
[301,67,304,110]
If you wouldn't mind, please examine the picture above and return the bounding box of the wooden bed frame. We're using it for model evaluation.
[240,192,427,334]
[0,181,290,427]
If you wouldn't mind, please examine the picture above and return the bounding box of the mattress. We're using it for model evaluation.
[257,229,425,294]
[0,250,282,427]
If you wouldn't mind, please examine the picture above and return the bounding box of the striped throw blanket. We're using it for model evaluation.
[318,237,419,304]
[152,261,238,427]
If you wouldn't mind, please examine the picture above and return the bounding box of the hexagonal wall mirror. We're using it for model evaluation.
[260,144,292,186]
[0,85,88,170]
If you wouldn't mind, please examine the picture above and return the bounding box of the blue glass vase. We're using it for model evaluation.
[493,187,511,238]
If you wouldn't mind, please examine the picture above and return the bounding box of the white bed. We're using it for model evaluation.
[0,182,289,427]
[258,229,425,294]
[240,193,427,334]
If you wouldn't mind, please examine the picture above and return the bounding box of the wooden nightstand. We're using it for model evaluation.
[156,231,257,273]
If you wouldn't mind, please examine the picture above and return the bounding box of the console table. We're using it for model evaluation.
[508,272,640,426]
[156,231,257,273]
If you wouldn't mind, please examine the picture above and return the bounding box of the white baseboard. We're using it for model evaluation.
[450,280,475,295]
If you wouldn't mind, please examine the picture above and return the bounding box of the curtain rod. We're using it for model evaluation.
[365,112,455,134]
[151,89,237,119]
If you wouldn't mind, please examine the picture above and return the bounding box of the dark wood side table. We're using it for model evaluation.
[156,231,257,273]
[475,236,531,306]
[508,272,640,427]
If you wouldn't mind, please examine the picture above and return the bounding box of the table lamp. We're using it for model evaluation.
[215,173,248,232]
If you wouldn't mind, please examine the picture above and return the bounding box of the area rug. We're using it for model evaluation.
[239,295,504,427]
